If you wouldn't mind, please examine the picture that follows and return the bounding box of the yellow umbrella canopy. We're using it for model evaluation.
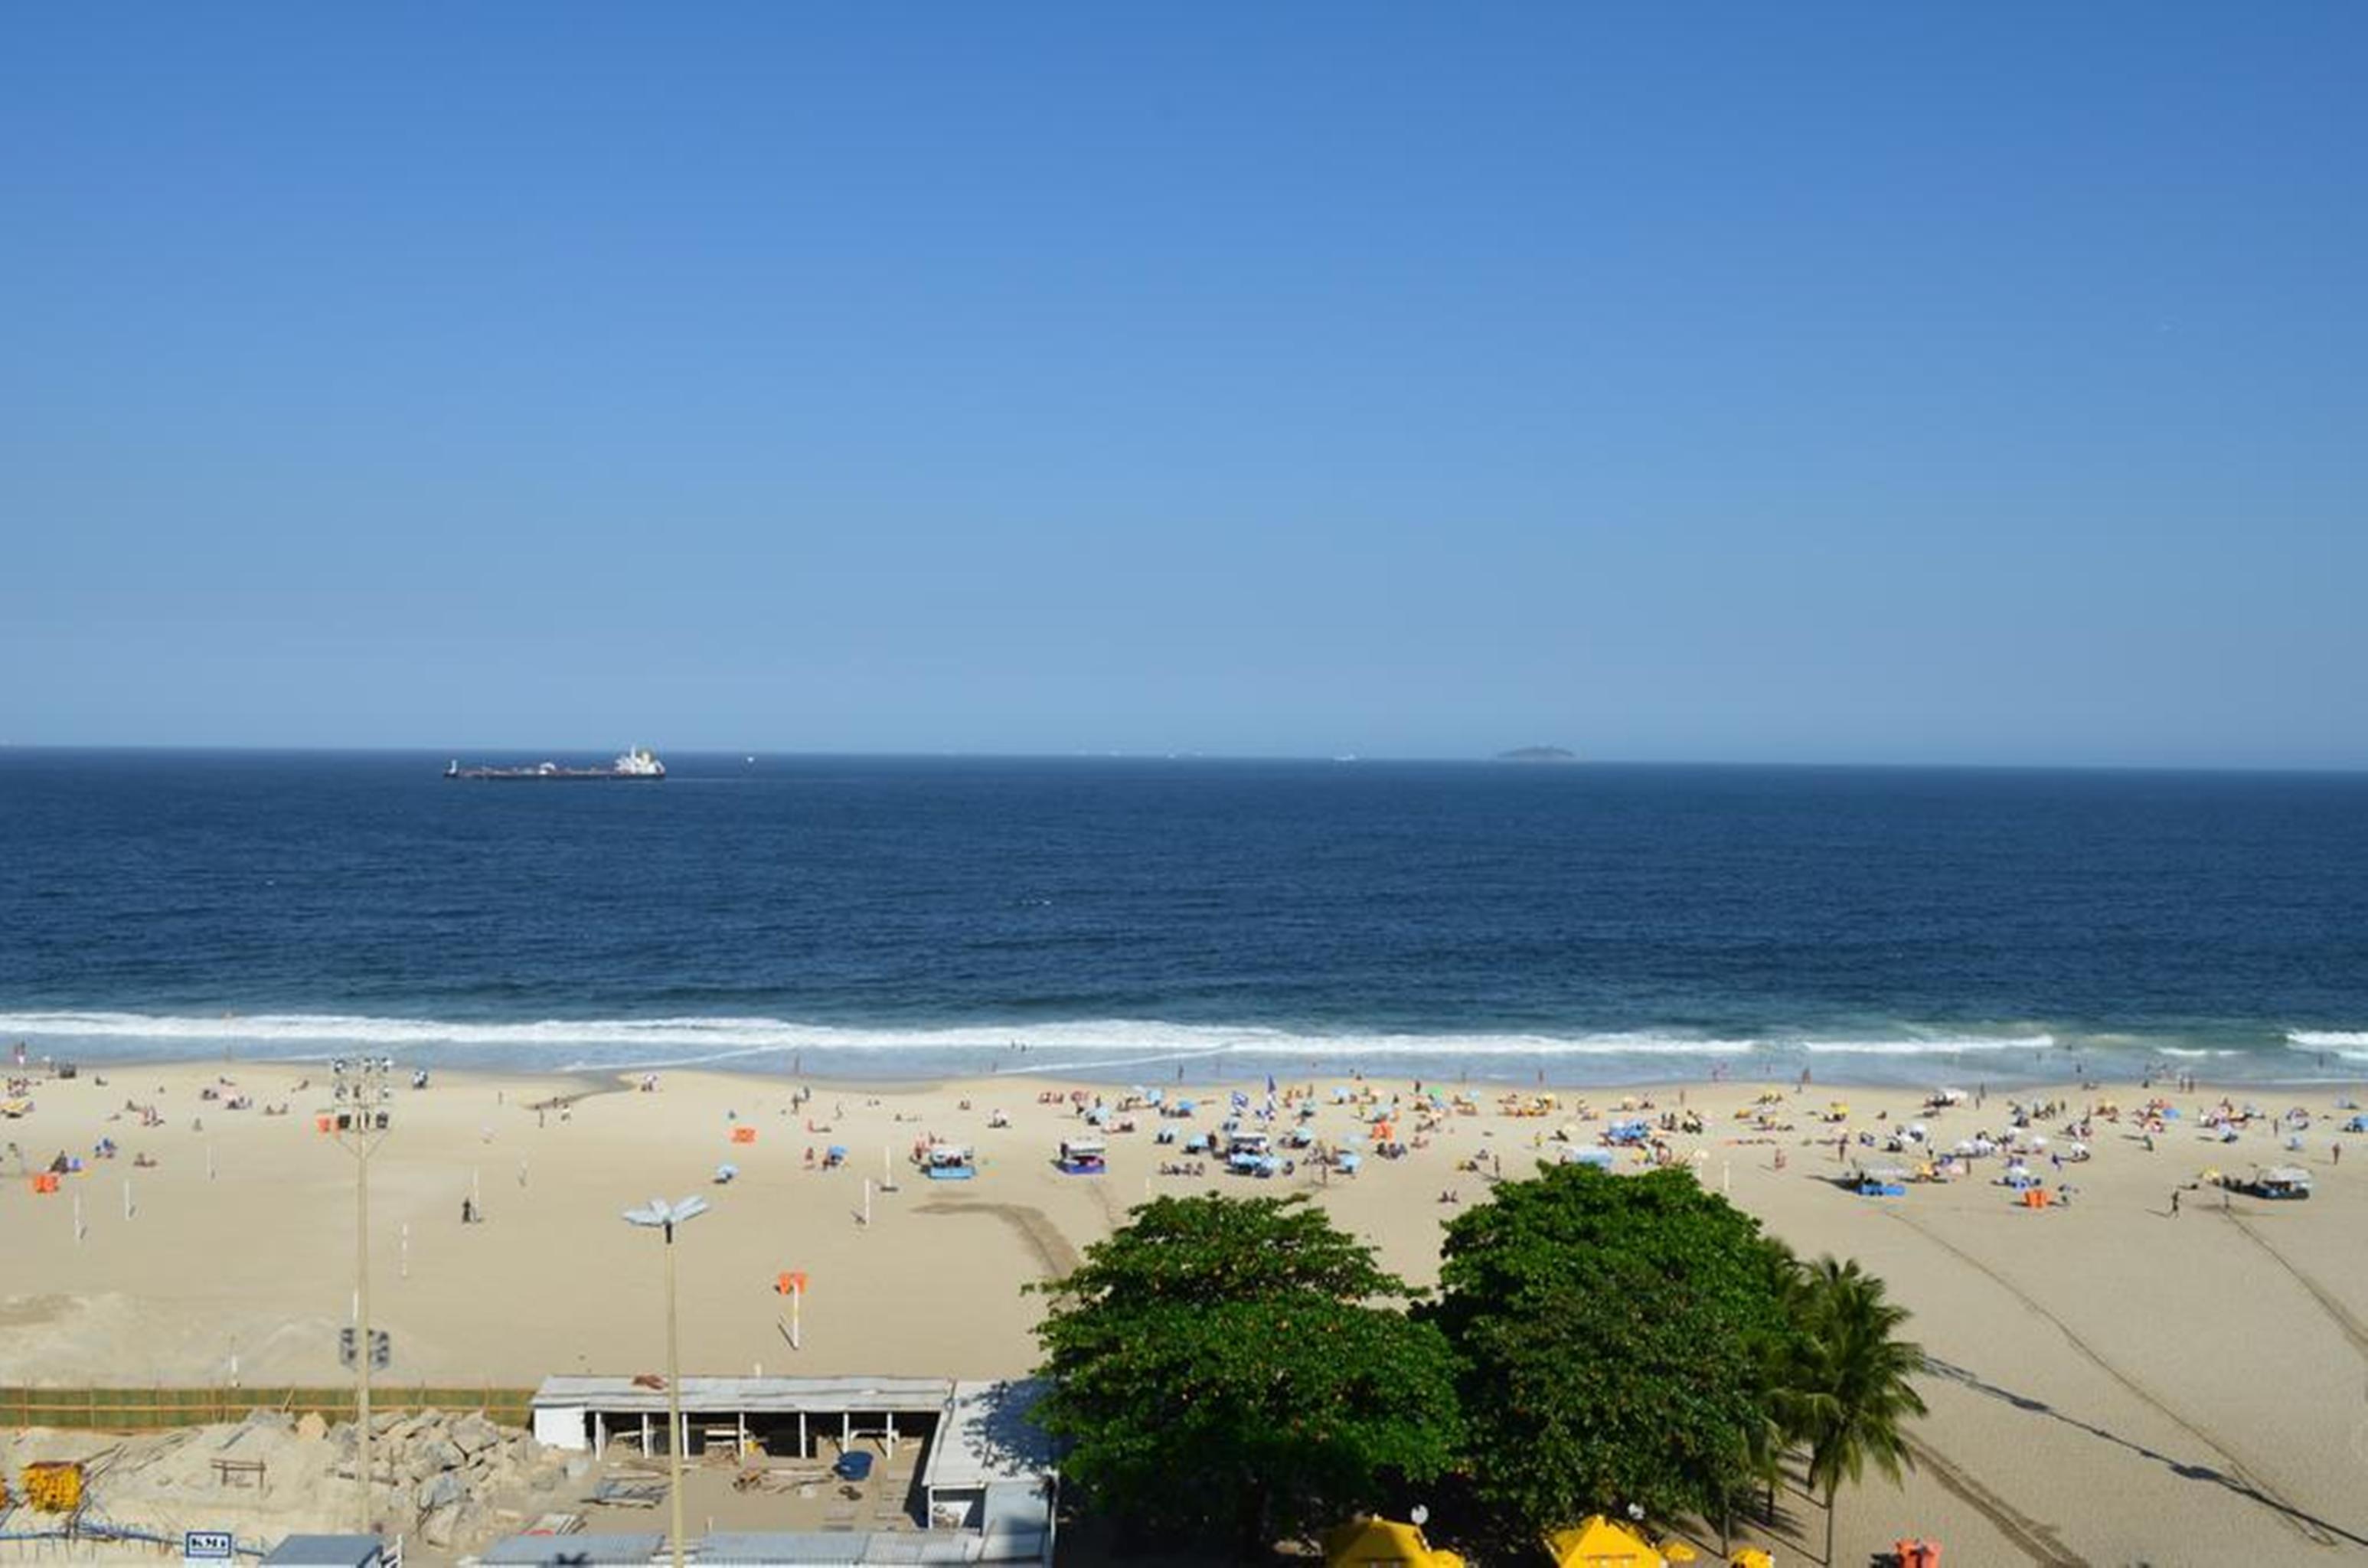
[1545,1514,1664,1567]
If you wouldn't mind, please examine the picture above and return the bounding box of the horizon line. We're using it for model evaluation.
[2,742,2363,779]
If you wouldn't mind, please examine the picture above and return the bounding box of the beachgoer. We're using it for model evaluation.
[2170,1190,2180,1217]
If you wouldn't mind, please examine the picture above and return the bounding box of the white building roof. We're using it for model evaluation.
[480,1534,664,1564]
[531,1375,952,1415]
[918,1379,1056,1495]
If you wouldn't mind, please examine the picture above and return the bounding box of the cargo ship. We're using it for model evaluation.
[445,746,666,781]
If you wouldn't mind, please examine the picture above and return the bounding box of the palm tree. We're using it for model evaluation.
[1743,1239,1811,1542]
[1788,1256,1927,1564]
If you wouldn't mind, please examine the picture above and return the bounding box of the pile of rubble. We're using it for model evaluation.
[2,1406,585,1556]
[332,1406,580,1548]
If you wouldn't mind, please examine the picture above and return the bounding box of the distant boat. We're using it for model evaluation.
[445,746,666,781]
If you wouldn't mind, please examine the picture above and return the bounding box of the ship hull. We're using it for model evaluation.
[447,770,665,781]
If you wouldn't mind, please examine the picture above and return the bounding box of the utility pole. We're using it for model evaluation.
[329,1056,394,1536]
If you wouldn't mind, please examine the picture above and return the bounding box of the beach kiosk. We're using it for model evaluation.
[925,1143,977,1181]
[1849,1165,1909,1197]
[1226,1130,1283,1177]
[2237,1165,2313,1200]
[1055,1135,1106,1174]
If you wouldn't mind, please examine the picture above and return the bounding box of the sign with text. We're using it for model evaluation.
[183,1530,234,1561]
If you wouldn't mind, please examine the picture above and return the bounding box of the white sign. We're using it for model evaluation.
[184,1530,234,1561]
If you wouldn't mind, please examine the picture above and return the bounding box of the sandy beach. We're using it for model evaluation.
[5,1056,2366,1563]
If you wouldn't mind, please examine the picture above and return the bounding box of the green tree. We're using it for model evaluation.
[1029,1194,1462,1560]
[1427,1165,1801,1547]
[1786,1256,1927,1564]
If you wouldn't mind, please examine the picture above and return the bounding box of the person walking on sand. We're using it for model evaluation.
[2170,1189,2180,1217]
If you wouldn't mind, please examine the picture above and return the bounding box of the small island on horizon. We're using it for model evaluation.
[1494,745,1578,763]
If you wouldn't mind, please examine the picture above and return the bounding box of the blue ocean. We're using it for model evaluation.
[2,750,2364,1087]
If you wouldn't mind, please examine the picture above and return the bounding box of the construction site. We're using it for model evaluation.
[0,1377,1054,1566]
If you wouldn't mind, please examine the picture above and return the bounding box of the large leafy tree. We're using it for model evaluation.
[1427,1165,1801,1544]
[1029,1194,1462,1559]
[1785,1256,1926,1564]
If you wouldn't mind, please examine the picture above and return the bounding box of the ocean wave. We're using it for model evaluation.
[2287,1031,2368,1048]
[1798,1034,2053,1056]
[0,1010,1765,1060]
[0,1010,2349,1081]
[0,1009,2096,1064]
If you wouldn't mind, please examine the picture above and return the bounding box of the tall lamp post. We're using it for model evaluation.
[623,1195,709,1568]
[328,1055,394,1534]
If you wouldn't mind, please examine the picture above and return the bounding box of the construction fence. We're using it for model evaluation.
[2,1385,536,1432]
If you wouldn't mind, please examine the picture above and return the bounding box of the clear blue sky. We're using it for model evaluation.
[5,5,2363,765]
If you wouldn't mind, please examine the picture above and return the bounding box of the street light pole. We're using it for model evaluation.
[328,1056,394,1536]
[625,1195,709,1568]
[665,1216,684,1568]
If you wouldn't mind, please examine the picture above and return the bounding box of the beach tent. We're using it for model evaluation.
[1322,1516,1465,1567]
[1545,1514,1664,1568]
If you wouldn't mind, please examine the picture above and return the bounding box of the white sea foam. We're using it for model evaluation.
[0,1011,1758,1060]
[2284,1031,2368,1064]
[0,1012,2291,1077]
[2288,1031,2368,1048]
[1798,1034,2053,1056]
